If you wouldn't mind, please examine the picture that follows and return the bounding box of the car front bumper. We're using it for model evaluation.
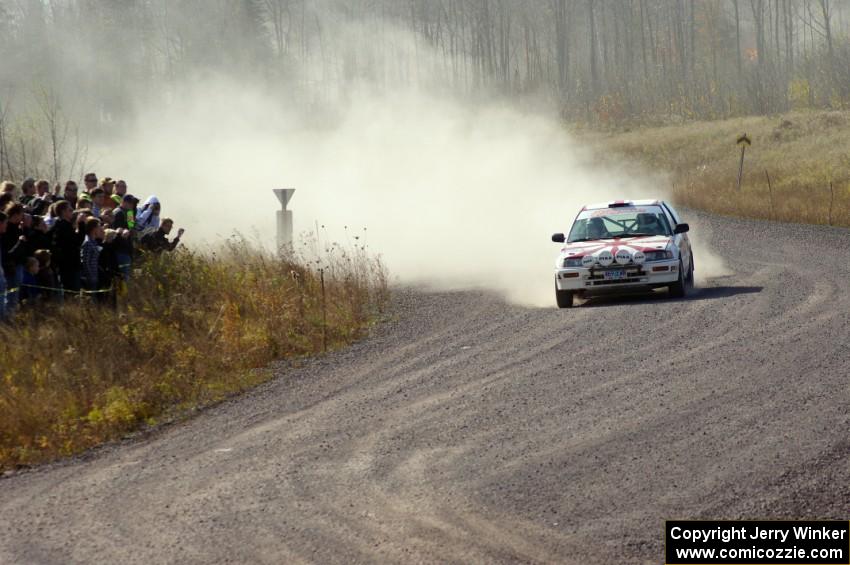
[555,260,679,292]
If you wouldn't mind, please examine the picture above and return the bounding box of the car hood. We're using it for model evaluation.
[558,235,672,260]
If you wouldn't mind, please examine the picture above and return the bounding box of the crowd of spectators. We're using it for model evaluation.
[0,173,185,320]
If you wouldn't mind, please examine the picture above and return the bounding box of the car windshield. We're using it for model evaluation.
[567,207,672,242]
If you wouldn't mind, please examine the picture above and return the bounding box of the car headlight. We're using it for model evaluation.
[644,250,673,261]
[563,257,583,267]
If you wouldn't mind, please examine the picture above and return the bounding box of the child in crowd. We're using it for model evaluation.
[21,256,41,302]
[80,217,103,291]
[34,249,56,301]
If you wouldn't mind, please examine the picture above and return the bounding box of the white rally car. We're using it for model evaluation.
[551,200,694,308]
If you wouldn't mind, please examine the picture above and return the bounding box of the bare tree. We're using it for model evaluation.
[553,0,570,98]
[0,96,11,181]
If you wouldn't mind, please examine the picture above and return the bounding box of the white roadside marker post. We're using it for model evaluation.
[273,188,296,251]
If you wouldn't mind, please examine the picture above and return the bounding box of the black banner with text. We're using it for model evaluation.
[665,520,849,564]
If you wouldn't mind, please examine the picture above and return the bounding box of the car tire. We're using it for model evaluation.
[669,259,687,298]
[686,252,695,285]
[555,285,574,308]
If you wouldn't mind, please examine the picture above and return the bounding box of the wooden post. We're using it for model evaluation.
[736,146,746,191]
[828,181,834,226]
[764,170,774,221]
[320,268,327,353]
[736,133,751,191]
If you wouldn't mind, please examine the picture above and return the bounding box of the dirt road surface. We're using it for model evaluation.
[2,213,849,564]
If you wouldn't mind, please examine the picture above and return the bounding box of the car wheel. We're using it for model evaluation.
[686,252,695,285]
[669,259,687,298]
[555,285,574,308]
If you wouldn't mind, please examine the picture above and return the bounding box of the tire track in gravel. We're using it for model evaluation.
[1,212,849,564]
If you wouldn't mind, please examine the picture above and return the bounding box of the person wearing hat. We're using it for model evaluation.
[110,181,135,226]
[126,194,138,230]
[111,194,137,280]
[100,177,115,196]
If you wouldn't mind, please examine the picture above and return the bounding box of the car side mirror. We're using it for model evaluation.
[674,223,690,234]
[551,233,565,243]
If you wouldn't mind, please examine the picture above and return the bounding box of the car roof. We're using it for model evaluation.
[581,199,662,211]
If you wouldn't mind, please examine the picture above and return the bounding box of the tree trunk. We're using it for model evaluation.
[588,0,598,99]
[732,0,742,81]
[554,0,570,97]
[639,0,649,79]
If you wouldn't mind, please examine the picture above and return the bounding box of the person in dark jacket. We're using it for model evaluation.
[28,180,54,216]
[51,200,84,293]
[0,192,12,211]
[140,218,183,254]
[111,194,137,279]
[26,215,52,252]
[0,211,7,320]
[18,178,36,206]
[28,196,49,216]
[1,203,28,311]
[20,256,41,303]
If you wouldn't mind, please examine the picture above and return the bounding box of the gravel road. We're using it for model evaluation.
[2,212,849,564]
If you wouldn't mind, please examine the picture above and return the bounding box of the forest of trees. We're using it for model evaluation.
[0,0,849,179]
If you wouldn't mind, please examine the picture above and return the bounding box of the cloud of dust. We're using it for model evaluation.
[91,21,728,307]
[689,222,732,285]
[96,79,691,306]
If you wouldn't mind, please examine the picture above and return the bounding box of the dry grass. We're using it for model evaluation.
[583,110,850,226]
[0,238,388,470]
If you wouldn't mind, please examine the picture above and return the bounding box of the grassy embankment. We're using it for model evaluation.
[585,110,850,227]
[0,239,388,470]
